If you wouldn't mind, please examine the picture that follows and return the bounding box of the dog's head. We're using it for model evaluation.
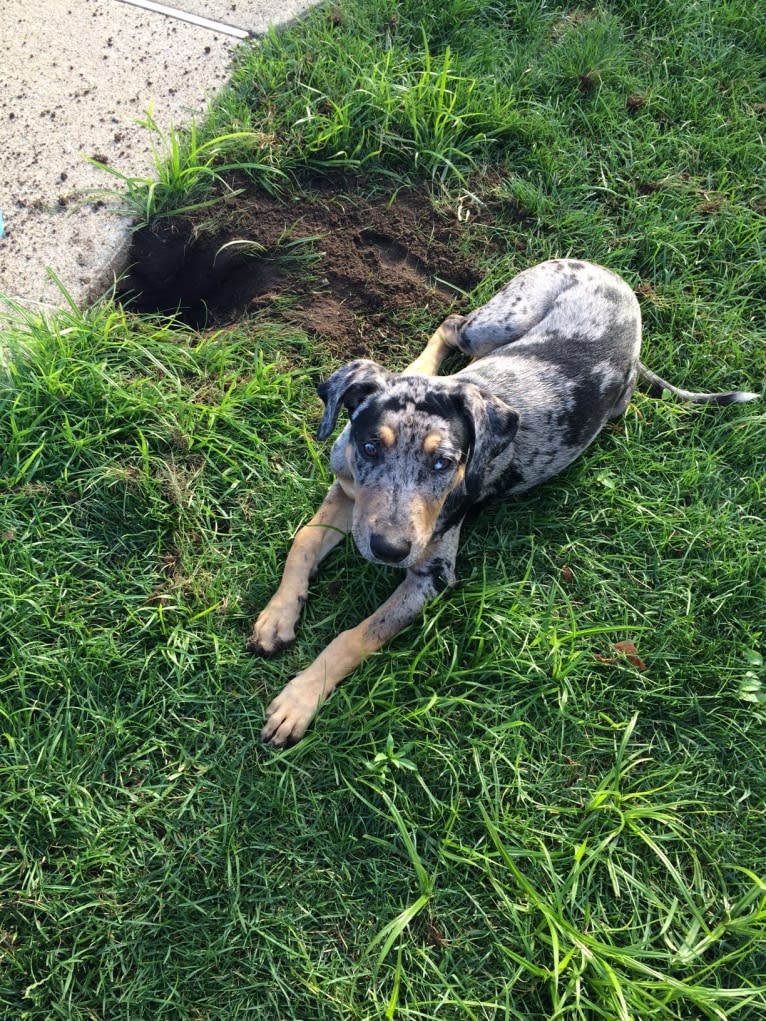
[317,360,519,567]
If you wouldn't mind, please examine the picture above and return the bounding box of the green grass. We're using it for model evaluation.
[2,1,766,1018]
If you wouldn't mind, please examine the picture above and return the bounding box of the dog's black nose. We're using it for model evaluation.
[369,533,412,563]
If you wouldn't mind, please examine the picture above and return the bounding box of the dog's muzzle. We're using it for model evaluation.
[369,532,412,564]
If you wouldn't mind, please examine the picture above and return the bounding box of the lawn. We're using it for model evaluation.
[1,1,765,1018]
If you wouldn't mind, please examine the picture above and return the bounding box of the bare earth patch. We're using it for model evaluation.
[118,186,484,357]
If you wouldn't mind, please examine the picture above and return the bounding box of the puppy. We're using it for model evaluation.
[250,259,758,745]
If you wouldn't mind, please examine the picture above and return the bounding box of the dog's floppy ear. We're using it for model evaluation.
[316,360,392,440]
[455,381,520,493]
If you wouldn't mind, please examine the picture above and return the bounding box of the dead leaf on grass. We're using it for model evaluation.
[612,640,647,671]
[593,640,647,671]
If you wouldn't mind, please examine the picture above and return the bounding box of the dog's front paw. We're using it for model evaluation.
[247,597,303,656]
[261,678,322,747]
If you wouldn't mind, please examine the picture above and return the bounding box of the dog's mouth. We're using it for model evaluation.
[351,484,452,569]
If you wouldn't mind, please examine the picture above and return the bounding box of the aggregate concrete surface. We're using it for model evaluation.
[0,0,319,311]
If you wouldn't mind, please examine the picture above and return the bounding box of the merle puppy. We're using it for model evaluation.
[249,259,757,746]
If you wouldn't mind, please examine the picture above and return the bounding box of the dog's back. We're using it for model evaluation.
[451,260,642,497]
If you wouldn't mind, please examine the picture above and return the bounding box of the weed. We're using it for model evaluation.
[92,105,286,223]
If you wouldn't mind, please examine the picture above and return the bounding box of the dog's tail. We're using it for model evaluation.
[638,363,759,405]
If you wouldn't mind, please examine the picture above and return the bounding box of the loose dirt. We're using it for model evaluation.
[118,184,487,357]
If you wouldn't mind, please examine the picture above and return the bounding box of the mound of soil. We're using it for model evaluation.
[118,185,487,356]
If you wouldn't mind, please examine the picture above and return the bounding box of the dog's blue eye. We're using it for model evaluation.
[433,455,453,472]
[362,441,379,459]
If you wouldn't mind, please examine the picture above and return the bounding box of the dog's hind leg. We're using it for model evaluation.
[457,259,595,358]
[609,367,638,418]
[404,314,465,375]
[247,481,353,656]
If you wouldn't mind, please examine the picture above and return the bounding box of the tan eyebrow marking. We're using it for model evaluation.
[422,431,442,455]
[378,424,397,448]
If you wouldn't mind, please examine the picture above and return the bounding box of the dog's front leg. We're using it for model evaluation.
[261,529,460,746]
[247,480,353,656]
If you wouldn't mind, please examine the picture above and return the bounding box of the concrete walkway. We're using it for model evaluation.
[0,0,319,311]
